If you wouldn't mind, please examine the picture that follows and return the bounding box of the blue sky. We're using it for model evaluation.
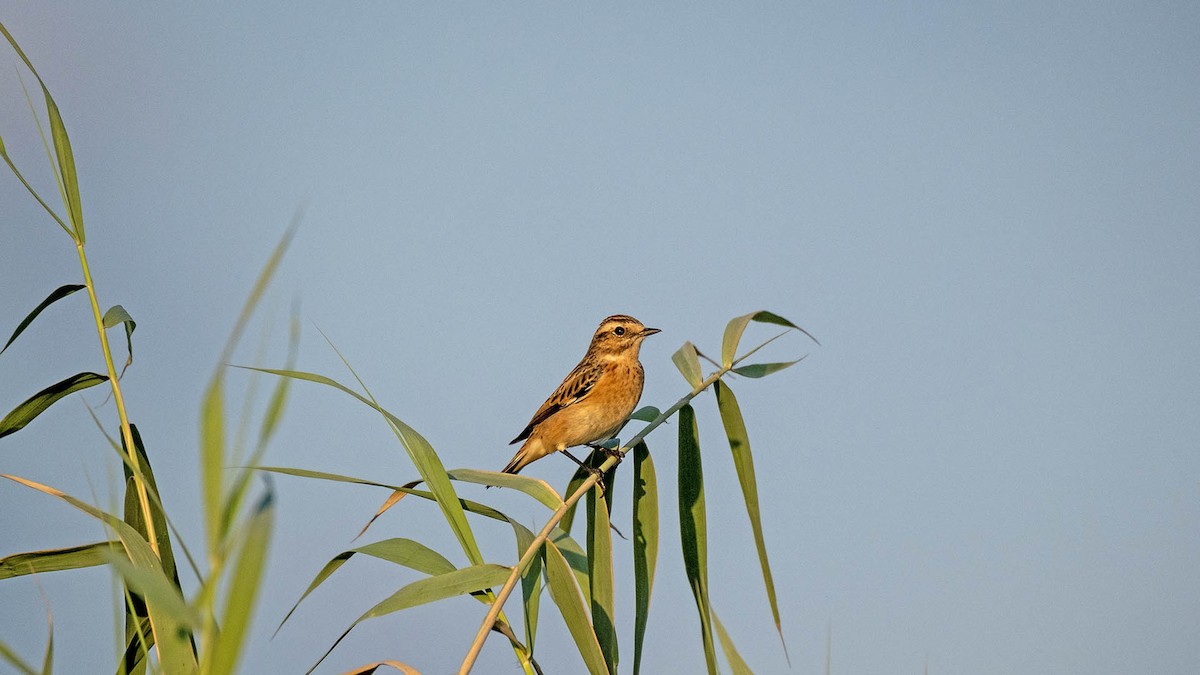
[1,3,1197,673]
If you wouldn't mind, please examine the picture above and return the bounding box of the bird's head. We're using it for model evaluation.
[589,314,660,357]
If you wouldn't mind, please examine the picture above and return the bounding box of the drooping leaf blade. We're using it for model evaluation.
[723,310,818,368]
[243,367,484,565]
[0,637,38,675]
[0,284,84,356]
[543,540,607,675]
[587,488,617,674]
[514,523,544,654]
[0,372,107,439]
[0,475,197,672]
[632,441,658,675]
[712,609,753,675]
[276,538,457,635]
[205,489,274,675]
[448,468,564,511]
[731,359,803,379]
[102,305,136,374]
[678,405,717,674]
[0,541,118,580]
[715,381,788,660]
[308,564,513,674]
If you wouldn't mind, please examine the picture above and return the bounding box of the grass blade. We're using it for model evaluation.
[543,540,607,675]
[678,405,717,674]
[243,367,484,565]
[0,372,107,439]
[514,525,544,655]
[714,381,787,660]
[0,284,84,356]
[631,441,658,675]
[448,468,564,511]
[0,541,118,579]
[205,489,274,675]
[712,609,753,675]
[731,359,803,379]
[276,538,457,635]
[587,489,617,673]
[308,565,513,673]
[1,474,197,672]
[0,639,38,675]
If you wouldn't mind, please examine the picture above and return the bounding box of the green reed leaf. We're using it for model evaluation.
[1,284,84,356]
[205,488,274,675]
[0,541,118,580]
[308,564,513,674]
[678,405,716,674]
[276,538,457,635]
[0,372,107,439]
[587,489,617,673]
[715,381,787,660]
[671,341,704,389]
[544,539,607,675]
[712,609,753,675]
[731,359,803,379]
[632,441,658,675]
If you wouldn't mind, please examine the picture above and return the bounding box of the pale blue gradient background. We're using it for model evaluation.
[2,3,1198,674]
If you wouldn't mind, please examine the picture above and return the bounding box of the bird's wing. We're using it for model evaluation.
[509,358,605,444]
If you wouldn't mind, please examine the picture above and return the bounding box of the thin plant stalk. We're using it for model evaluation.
[75,241,160,559]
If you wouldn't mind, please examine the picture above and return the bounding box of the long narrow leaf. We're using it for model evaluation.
[714,382,787,659]
[276,538,457,635]
[199,370,226,556]
[560,448,604,535]
[120,424,188,674]
[513,525,544,655]
[44,91,83,241]
[712,609,753,675]
[631,442,658,675]
[0,372,108,439]
[0,638,38,675]
[244,367,483,564]
[1,475,197,672]
[0,284,83,356]
[448,468,564,511]
[587,489,617,674]
[0,541,117,579]
[308,564,512,674]
[731,359,803,379]
[678,405,717,674]
[0,22,83,241]
[205,489,274,675]
[543,540,607,675]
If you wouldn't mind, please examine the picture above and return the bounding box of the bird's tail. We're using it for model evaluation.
[500,448,528,475]
[500,437,548,476]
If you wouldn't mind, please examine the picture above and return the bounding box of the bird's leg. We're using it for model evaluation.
[586,442,624,462]
[562,449,607,497]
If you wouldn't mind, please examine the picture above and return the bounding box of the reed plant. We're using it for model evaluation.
[0,23,816,675]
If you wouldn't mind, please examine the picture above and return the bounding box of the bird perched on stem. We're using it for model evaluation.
[501,314,660,476]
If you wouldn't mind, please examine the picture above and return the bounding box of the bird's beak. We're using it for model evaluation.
[641,327,661,337]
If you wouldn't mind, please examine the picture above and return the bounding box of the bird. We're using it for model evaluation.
[500,314,660,476]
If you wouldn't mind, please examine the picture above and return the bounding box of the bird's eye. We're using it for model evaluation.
[614,326,626,336]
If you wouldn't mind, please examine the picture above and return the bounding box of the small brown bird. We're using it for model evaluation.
[501,314,660,475]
